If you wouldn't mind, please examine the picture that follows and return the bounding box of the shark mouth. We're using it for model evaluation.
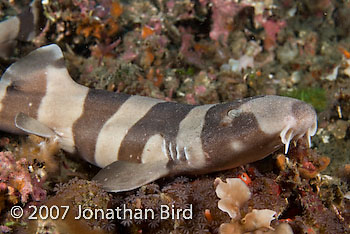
[280,119,317,154]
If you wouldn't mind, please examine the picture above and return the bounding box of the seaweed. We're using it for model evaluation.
[282,87,328,112]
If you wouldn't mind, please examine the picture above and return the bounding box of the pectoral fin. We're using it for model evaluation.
[93,159,170,192]
[15,112,56,138]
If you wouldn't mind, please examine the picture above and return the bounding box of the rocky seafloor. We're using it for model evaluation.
[0,0,350,233]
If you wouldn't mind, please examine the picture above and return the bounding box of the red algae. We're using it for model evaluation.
[0,151,46,204]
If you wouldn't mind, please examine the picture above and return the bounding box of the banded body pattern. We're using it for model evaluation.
[0,45,89,154]
[0,45,219,169]
[74,93,217,168]
[0,44,318,192]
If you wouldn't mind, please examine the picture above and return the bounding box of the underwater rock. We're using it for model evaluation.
[327,120,349,140]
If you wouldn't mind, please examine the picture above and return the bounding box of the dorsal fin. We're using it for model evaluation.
[1,44,66,89]
[0,44,86,142]
[0,44,81,105]
[0,44,69,134]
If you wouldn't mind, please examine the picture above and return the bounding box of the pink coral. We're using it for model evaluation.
[179,27,204,68]
[255,15,286,50]
[0,151,46,203]
[263,19,286,43]
[0,225,11,233]
[195,85,207,95]
[209,0,247,44]
[185,93,197,105]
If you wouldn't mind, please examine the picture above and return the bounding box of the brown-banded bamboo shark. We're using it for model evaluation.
[0,0,44,59]
[0,44,318,192]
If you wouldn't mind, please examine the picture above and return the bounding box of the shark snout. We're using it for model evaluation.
[280,101,317,153]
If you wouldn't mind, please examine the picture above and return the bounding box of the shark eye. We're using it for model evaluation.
[227,109,241,119]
